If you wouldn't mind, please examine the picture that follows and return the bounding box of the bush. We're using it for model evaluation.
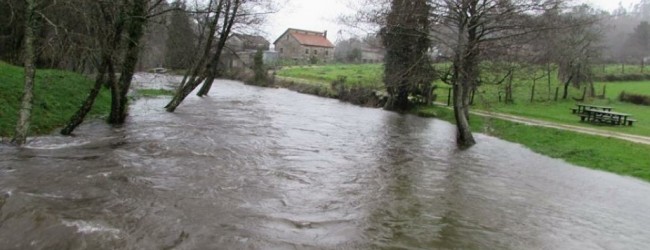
[619,91,650,106]
[595,73,650,82]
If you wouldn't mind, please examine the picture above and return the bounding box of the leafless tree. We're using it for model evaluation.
[12,0,38,145]
[165,0,276,112]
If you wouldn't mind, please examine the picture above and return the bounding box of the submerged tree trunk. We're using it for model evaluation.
[12,0,37,145]
[165,0,232,112]
[108,0,148,124]
[450,1,480,149]
[453,82,475,149]
[61,59,108,135]
[196,0,240,97]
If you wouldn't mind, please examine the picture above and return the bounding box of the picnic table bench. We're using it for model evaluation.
[572,103,613,114]
[572,103,636,126]
[579,109,635,126]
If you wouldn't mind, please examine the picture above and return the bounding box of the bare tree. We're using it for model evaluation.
[12,0,38,145]
[431,0,576,148]
[165,0,276,112]
[62,0,167,134]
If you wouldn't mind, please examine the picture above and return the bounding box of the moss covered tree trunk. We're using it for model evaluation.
[12,0,37,145]
[165,0,225,112]
[108,0,148,124]
[61,58,109,135]
[196,0,240,97]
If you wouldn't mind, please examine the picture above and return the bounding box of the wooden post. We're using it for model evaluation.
[530,82,536,103]
[470,88,476,106]
[602,84,607,98]
[642,59,645,73]
[554,86,559,101]
[622,63,625,74]
[447,87,452,106]
[582,86,587,101]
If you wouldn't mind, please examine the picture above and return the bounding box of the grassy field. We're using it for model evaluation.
[417,106,650,182]
[277,64,384,89]
[0,61,111,137]
[593,63,650,76]
[434,81,650,137]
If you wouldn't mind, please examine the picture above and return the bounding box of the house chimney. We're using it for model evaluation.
[324,30,327,38]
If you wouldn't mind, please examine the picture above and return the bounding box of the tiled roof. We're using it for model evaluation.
[290,32,334,48]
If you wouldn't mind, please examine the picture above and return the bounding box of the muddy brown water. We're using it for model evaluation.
[1,76,649,249]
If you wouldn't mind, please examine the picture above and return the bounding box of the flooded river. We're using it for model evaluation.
[1,75,650,249]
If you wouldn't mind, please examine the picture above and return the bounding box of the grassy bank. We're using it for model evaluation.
[417,106,650,182]
[135,88,175,97]
[277,64,384,89]
[0,61,111,137]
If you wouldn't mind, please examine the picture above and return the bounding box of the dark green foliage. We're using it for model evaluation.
[252,49,268,85]
[596,73,650,82]
[347,48,362,62]
[381,0,435,111]
[164,0,196,70]
[619,91,650,105]
[309,55,319,65]
[0,0,25,64]
[623,21,650,60]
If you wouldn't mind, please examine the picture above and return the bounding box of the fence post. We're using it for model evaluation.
[447,87,452,106]
[530,82,536,103]
[470,88,476,106]
[554,87,559,101]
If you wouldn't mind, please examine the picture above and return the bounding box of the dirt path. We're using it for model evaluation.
[470,109,650,145]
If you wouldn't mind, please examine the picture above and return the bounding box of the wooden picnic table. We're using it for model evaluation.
[580,109,634,126]
[574,103,613,114]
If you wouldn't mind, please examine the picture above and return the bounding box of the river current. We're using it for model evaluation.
[1,75,649,249]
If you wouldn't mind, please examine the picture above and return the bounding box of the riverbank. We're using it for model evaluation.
[242,70,650,182]
[0,61,112,138]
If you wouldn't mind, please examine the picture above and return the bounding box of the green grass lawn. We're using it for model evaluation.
[0,61,111,137]
[417,106,650,182]
[433,80,650,137]
[277,64,384,89]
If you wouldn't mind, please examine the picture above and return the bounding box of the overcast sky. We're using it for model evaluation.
[261,0,641,45]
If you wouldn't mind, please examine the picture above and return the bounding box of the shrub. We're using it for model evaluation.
[595,73,650,82]
[619,91,650,106]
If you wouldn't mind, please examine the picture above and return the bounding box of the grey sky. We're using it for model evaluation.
[262,0,641,45]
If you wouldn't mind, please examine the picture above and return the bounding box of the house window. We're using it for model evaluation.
[314,50,318,55]
[305,49,309,54]
[279,48,283,53]
[325,50,329,56]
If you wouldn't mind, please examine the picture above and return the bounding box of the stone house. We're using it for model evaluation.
[274,28,335,63]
